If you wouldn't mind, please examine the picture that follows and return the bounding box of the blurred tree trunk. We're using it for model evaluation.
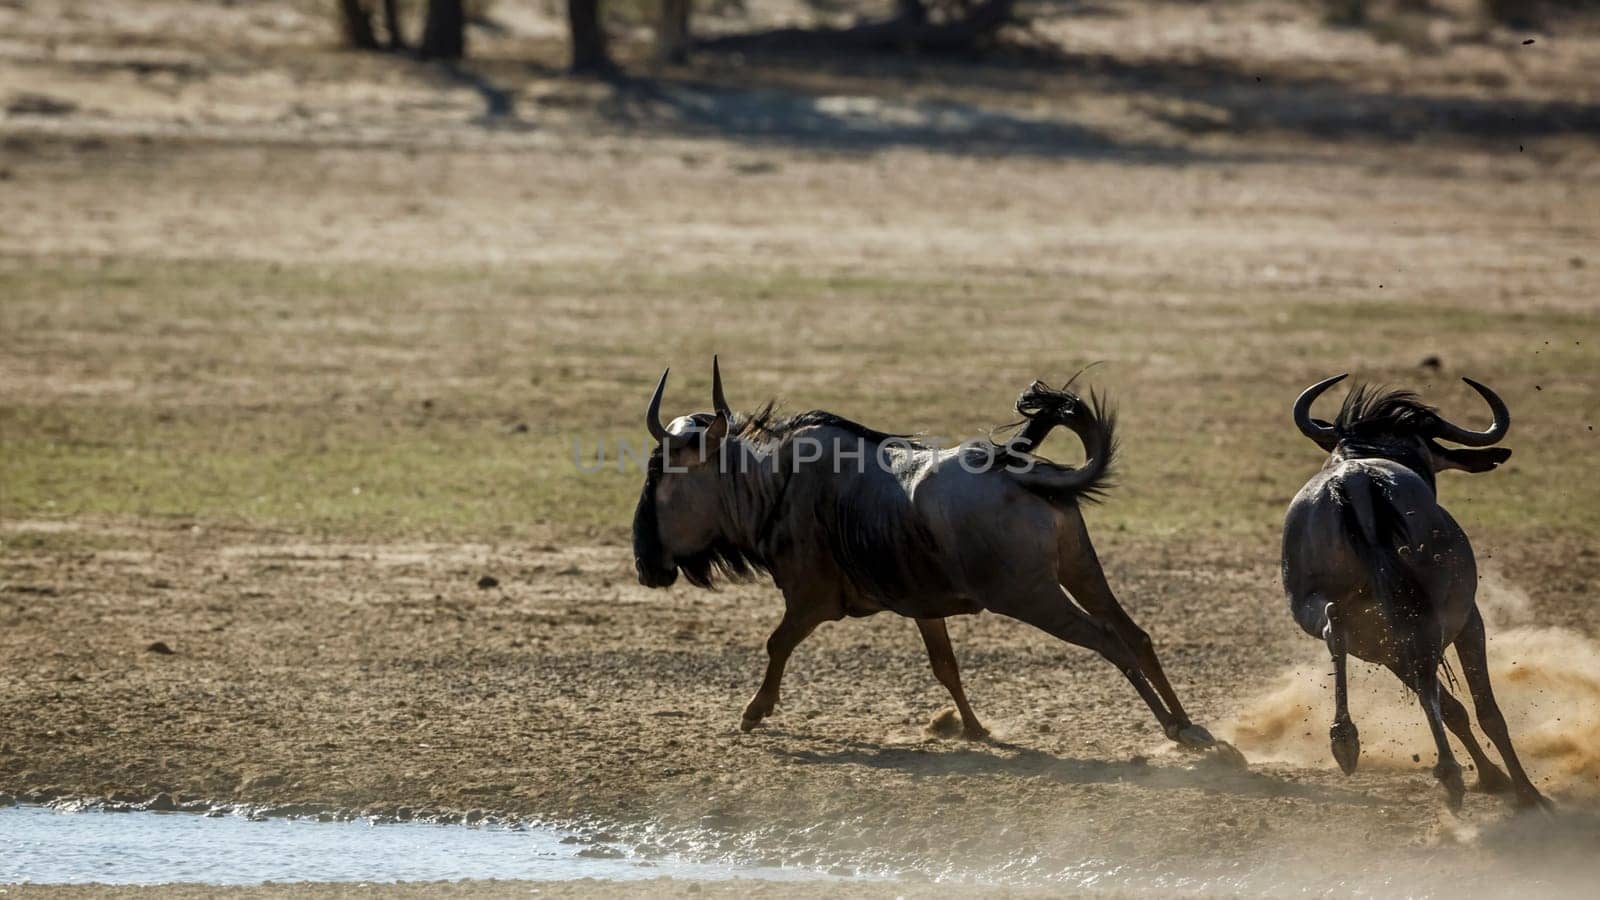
[568,0,612,73]
[381,0,406,50]
[419,0,466,60]
[656,0,692,65]
[338,0,379,50]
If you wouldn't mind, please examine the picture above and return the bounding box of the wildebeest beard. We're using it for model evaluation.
[675,538,768,589]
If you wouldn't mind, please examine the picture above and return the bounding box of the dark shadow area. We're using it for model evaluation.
[687,33,1600,144]
[768,737,1386,807]
[1098,55,1600,141]
[698,0,1018,56]
[429,62,519,121]
[1474,805,1600,851]
[1196,90,1600,141]
[594,74,1223,163]
[372,12,1596,159]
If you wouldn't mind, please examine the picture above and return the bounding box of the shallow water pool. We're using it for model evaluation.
[0,805,833,886]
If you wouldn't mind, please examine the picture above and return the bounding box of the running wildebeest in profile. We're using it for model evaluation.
[632,358,1216,749]
[1283,375,1549,810]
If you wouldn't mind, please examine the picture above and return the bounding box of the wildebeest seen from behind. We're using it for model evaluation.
[632,358,1216,750]
[1282,374,1549,810]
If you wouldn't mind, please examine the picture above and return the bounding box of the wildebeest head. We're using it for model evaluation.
[632,358,759,589]
[1292,374,1512,477]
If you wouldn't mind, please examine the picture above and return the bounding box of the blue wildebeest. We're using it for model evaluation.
[632,358,1215,749]
[1283,374,1549,810]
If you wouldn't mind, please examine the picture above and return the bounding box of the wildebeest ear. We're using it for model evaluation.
[704,412,728,448]
[1429,441,1511,473]
[666,413,728,468]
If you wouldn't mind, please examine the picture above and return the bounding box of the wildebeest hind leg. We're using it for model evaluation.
[1455,609,1551,810]
[741,600,838,732]
[1436,680,1512,794]
[915,618,988,739]
[1055,517,1209,745]
[998,587,1188,745]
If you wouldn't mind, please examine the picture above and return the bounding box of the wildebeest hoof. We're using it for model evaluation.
[1514,789,1554,813]
[1329,720,1360,775]
[926,707,986,740]
[1208,739,1249,769]
[1473,763,1513,795]
[739,716,764,733]
[1172,723,1216,750]
[1436,763,1466,812]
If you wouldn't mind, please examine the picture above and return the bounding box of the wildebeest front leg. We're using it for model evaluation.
[740,601,836,732]
[1325,602,1360,775]
[1415,675,1466,811]
[1455,609,1550,810]
[915,618,988,739]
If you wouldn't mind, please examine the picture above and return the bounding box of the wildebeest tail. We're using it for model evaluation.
[1002,380,1117,503]
[1332,471,1434,680]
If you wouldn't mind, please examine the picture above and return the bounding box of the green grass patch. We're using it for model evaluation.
[3,255,1595,544]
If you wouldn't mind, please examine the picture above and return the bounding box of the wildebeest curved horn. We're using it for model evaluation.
[711,355,731,419]
[1431,377,1510,446]
[1293,374,1346,444]
[646,367,670,442]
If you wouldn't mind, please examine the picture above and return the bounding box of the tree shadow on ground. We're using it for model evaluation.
[769,736,1387,807]
[421,26,1598,159]
[593,74,1228,163]
[687,31,1600,144]
[433,62,519,121]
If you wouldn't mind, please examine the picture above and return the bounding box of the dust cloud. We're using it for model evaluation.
[1224,570,1600,799]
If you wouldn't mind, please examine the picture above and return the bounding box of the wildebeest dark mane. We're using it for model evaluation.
[733,385,1116,503]
[725,403,942,604]
[1332,384,1438,489]
[1335,384,1439,439]
[732,403,918,449]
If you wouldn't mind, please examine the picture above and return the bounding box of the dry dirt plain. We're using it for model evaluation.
[2,0,1600,895]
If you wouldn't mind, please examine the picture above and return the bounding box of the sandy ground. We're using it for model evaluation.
[3,0,1600,896]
